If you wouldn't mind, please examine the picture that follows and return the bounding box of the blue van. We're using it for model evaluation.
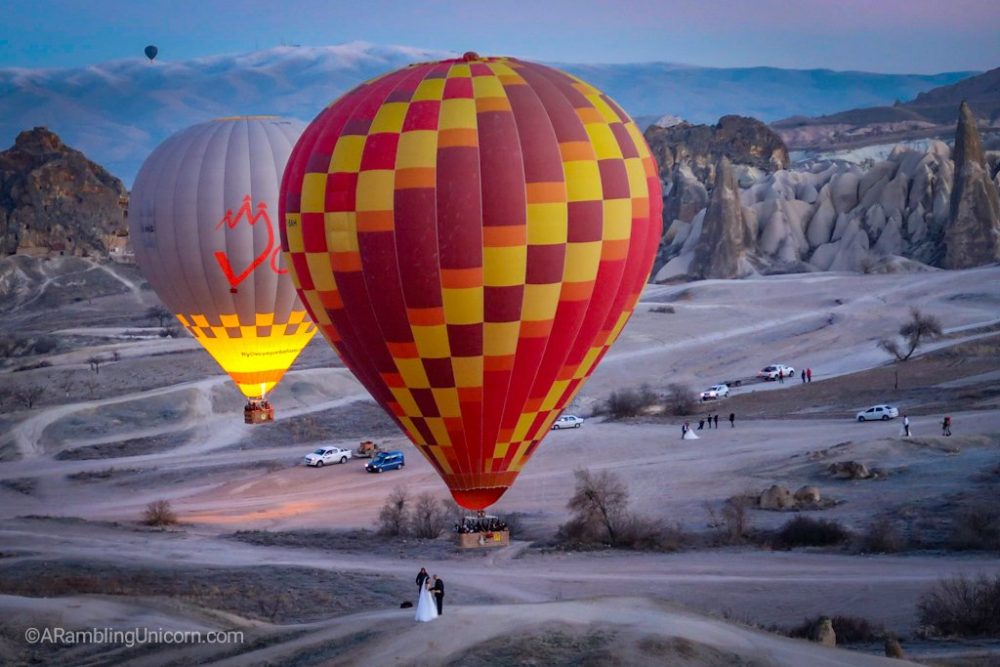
[365,450,405,473]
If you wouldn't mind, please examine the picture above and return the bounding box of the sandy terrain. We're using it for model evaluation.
[1,267,999,665]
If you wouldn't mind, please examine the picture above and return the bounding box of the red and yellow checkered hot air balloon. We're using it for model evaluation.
[279,53,662,509]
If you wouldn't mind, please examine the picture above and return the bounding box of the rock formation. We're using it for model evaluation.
[814,618,837,647]
[943,101,1000,268]
[690,158,753,278]
[884,637,905,659]
[0,127,128,258]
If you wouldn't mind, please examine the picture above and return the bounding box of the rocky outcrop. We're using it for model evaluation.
[0,127,128,259]
[654,139,956,279]
[690,158,753,279]
[814,618,837,647]
[944,102,1000,268]
[645,115,789,187]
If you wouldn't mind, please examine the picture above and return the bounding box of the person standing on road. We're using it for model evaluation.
[942,416,952,436]
[902,415,911,437]
[801,369,806,384]
[416,567,429,592]
[807,368,813,383]
[729,412,735,428]
[778,370,785,384]
[698,417,705,430]
[713,414,719,428]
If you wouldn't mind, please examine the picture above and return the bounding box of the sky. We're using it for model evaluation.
[1,0,998,73]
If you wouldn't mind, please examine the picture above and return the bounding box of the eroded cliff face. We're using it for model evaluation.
[944,102,1000,268]
[690,158,754,279]
[654,104,1000,280]
[0,127,128,258]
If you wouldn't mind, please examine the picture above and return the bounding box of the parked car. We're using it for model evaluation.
[757,364,795,381]
[365,450,405,473]
[856,405,899,422]
[700,384,730,401]
[551,415,584,430]
[303,446,352,467]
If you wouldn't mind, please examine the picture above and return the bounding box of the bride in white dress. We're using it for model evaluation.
[414,581,439,622]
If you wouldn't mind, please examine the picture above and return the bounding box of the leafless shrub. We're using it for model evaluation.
[857,516,907,554]
[917,575,1000,637]
[773,516,850,549]
[650,305,675,314]
[142,500,178,526]
[409,492,448,538]
[615,515,688,551]
[561,469,629,545]
[878,307,943,362]
[146,305,173,327]
[603,384,658,419]
[378,487,410,536]
[721,495,753,544]
[665,383,697,416]
[160,326,182,338]
[949,503,1000,552]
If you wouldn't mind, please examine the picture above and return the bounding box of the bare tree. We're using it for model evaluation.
[720,495,752,544]
[409,492,448,538]
[82,377,100,398]
[0,386,12,408]
[665,383,697,416]
[13,386,45,409]
[146,305,173,327]
[878,308,944,362]
[87,355,106,374]
[378,486,410,536]
[58,373,78,398]
[142,499,178,526]
[565,468,629,545]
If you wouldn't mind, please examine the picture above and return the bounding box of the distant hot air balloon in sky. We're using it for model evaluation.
[130,116,317,422]
[144,45,158,61]
[280,53,662,508]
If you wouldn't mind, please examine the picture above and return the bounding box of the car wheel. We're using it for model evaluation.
[881,415,889,421]
[400,462,405,468]
[316,460,324,467]
[574,423,581,428]
[857,416,865,422]
[340,456,347,463]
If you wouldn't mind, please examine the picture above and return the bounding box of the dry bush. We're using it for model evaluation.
[721,495,753,544]
[917,575,1000,637]
[378,487,410,536]
[603,384,658,419]
[857,516,907,554]
[12,386,44,409]
[665,383,696,416]
[615,515,689,552]
[949,504,1000,552]
[788,615,885,643]
[650,305,675,314]
[142,499,178,526]
[409,492,448,538]
[146,305,172,327]
[561,469,629,546]
[773,516,850,549]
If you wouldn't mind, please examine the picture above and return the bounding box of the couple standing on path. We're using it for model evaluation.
[414,567,444,622]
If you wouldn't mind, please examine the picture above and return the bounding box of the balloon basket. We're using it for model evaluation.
[244,402,275,424]
[455,514,510,549]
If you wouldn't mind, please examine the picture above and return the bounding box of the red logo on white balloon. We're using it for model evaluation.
[214,196,287,292]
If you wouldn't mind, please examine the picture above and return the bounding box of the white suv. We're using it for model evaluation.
[700,384,730,401]
[757,364,795,381]
[303,446,352,467]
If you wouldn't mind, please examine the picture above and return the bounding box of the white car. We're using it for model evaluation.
[303,446,352,467]
[856,405,899,422]
[700,384,730,401]
[552,415,584,430]
[757,364,795,381]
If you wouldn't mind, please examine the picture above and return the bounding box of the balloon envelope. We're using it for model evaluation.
[144,45,158,61]
[131,116,316,400]
[280,55,662,509]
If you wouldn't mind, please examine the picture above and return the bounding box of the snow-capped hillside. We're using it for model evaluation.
[0,41,975,185]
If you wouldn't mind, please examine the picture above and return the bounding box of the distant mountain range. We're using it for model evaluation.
[773,67,1000,152]
[0,42,978,185]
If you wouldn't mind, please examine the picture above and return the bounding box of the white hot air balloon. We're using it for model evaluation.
[129,116,316,422]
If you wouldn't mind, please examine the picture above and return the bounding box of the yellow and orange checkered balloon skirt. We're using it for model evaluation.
[279,54,663,509]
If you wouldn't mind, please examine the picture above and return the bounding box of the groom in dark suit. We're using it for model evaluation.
[431,575,444,615]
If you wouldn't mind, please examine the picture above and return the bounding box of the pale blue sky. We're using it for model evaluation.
[1,0,998,72]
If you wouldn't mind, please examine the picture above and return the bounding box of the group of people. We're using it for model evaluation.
[455,516,507,534]
[901,414,954,438]
[681,412,736,439]
[414,567,445,622]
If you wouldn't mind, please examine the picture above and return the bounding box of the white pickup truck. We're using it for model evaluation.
[303,446,352,467]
